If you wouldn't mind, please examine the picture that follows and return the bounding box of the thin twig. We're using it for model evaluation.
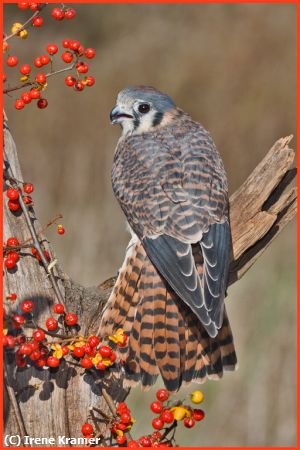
[4,361,30,446]
[8,180,66,308]
[4,4,47,42]
[4,63,77,94]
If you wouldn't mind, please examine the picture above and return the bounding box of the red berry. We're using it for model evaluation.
[13,314,25,325]
[88,335,100,348]
[30,88,40,99]
[99,345,112,358]
[29,2,40,11]
[19,343,33,355]
[47,356,60,367]
[139,436,151,447]
[23,195,32,205]
[61,346,69,356]
[52,7,64,20]
[151,432,162,441]
[20,64,31,75]
[15,99,25,110]
[70,40,81,51]
[117,402,130,415]
[46,44,58,55]
[151,401,163,414]
[18,2,29,9]
[96,361,106,370]
[160,410,174,424]
[82,344,93,355]
[46,317,58,331]
[86,76,95,87]
[116,435,127,446]
[21,92,32,104]
[29,340,39,351]
[35,72,46,84]
[23,183,34,194]
[7,237,19,247]
[16,355,27,367]
[64,313,78,326]
[7,251,20,262]
[57,226,65,235]
[62,39,70,48]
[85,48,95,59]
[152,417,164,430]
[53,303,65,314]
[110,351,116,362]
[77,45,85,56]
[5,257,16,269]
[3,336,8,347]
[183,417,195,428]
[81,357,93,369]
[29,349,41,361]
[6,335,15,348]
[7,292,17,301]
[193,409,205,421]
[21,300,34,313]
[7,55,18,67]
[64,8,76,20]
[74,81,84,92]
[34,57,43,68]
[8,199,21,211]
[32,16,43,27]
[65,75,76,87]
[33,329,45,342]
[35,357,47,367]
[76,62,88,74]
[37,98,48,109]
[32,247,41,261]
[81,423,93,436]
[61,51,73,63]
[40,54,50,65]
[15,334,26,345]
[120,412,131,424]
[7,188,19,200]
[44,250,50,261]
[156,389,169,402]
[127,441,140,448]
[72,346,85,358]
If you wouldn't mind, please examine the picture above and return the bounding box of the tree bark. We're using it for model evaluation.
[3,119,296,446]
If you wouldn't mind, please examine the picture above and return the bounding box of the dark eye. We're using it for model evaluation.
[138,103,150,114]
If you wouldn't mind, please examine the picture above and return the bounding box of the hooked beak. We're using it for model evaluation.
[110,106,133,124]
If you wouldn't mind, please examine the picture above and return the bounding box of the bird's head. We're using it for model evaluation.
[110,86,177,136]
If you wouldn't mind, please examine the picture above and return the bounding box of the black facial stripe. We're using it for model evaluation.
[152,111,164,127]
[133,117,140,130]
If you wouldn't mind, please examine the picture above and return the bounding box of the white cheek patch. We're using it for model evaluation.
[133,111,157,134]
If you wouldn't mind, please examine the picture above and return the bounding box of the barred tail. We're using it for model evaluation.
[98,240,237,392]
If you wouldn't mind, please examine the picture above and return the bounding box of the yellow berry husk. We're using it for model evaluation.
[170,406,190,421]
[190,390,204,404]
[12,22,23,33]
[20,75,29,82]
[19,30,28,39]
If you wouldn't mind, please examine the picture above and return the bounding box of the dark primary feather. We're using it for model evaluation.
[142,223,230,338]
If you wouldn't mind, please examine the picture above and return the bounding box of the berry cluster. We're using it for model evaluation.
[6,183,33,212]
[111,402,136,445]
[105,389,205,447]
[4,4,96,110]
[3,296,127,373]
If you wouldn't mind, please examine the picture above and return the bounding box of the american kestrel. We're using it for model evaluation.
[99,86,237,391]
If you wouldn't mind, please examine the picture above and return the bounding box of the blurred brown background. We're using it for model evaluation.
[4,3,296,446]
